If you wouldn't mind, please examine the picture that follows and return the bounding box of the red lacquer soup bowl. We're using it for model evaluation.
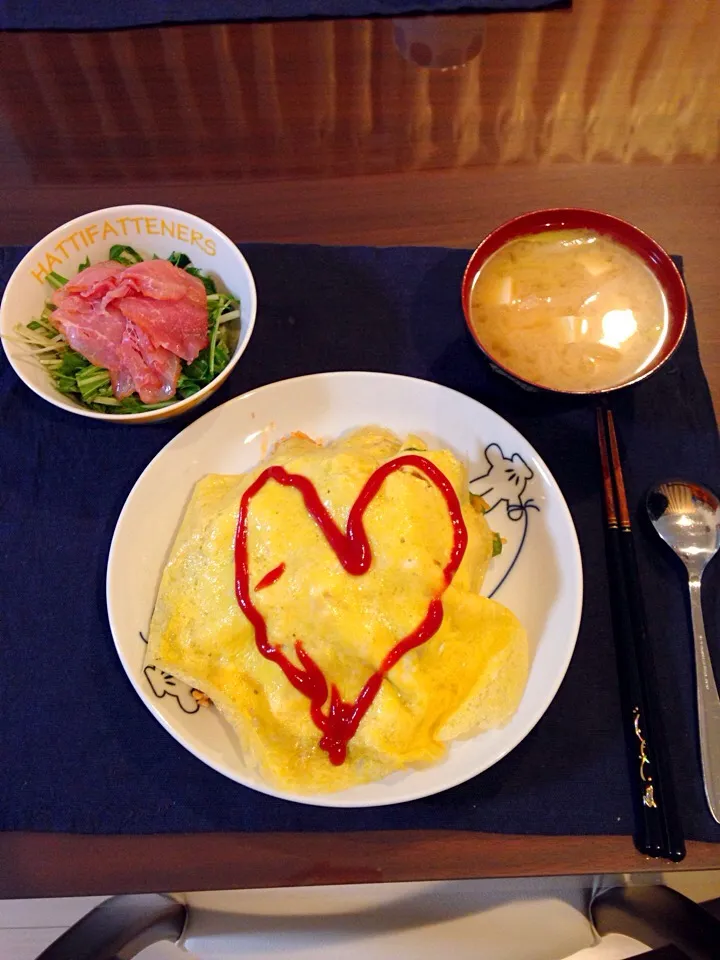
[461,208,688,395]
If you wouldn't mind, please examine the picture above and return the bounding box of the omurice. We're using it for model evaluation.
[147,427,528,793]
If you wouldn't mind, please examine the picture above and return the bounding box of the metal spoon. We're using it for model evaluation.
[647,481,720,823]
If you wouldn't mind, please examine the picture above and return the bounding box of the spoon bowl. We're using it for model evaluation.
[647,482,720,576]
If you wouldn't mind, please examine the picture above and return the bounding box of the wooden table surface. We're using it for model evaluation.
[2,0,720,899]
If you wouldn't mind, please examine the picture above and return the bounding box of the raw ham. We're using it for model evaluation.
[53,262,127,306]
[111,367,135,400]
[117,295,207,363]
[50,296,125,372]
[118,324,181,404]
[119,261,208,362]
[50,258,208,403]
[124,259,206,305]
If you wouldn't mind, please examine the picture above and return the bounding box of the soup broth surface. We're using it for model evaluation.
[469,229,669,392]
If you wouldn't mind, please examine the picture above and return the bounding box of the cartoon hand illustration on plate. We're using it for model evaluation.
[470,443,540,597]
[140,632,200,714]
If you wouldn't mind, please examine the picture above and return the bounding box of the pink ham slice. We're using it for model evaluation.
[118,261,208,362]
[111,367,135,401]
[50,295,125,372]
[123,259,206,304]
[49,258,207,403]
[117,324,181,404]
[53,261,127,307]
[117,295,208,364]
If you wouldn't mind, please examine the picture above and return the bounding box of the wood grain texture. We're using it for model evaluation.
[2,832,720,900]
[1,0,719,897]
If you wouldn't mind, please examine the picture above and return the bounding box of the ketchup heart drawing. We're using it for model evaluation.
[234,454,468,765]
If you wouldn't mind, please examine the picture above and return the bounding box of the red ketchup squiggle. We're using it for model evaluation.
[234,454,468,765]
[255,563,286,591]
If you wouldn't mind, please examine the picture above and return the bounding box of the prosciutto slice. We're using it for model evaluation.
[118,324,181,404]
[50,258,208,403]
[119,261,208,362]
[51,295,125,372]
[53,261,127,306]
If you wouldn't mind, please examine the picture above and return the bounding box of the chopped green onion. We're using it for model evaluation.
[492,532,503,557]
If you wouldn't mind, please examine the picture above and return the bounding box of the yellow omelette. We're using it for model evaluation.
[147,427,528,792]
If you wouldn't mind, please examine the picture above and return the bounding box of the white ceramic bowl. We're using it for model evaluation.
[0,204,257,423]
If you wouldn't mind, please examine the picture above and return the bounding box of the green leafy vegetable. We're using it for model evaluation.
[77,256,91,272]
[492,532,503,557]
[108,244,143,265]
[102,395,175,413]
[186,266,216,295]
[167,251,191,269]
[175,292,236,397]
[168,251,216,294]
[57,350,90,377]
[76,365,112,403]
[46,271,68,290]
[176,375,203,399]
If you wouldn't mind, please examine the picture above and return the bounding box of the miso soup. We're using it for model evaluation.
[469,229,668,393]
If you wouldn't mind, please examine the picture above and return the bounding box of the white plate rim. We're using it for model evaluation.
[107,371,583,807]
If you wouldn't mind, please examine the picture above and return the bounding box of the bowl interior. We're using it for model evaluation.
[0,205,257,421]
[461,208,688,395]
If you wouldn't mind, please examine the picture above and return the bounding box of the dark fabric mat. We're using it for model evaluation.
[0,0,568,31]
[1,242,719,841]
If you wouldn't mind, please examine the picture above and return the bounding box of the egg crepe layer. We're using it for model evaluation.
[147,427,528,793]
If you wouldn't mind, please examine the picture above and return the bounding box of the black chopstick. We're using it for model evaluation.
[597,405,685,862]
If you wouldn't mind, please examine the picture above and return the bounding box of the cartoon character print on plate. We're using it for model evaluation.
[140,632,201,714]
[470,443,540,597]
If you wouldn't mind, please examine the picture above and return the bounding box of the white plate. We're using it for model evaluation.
[107,372,582,807]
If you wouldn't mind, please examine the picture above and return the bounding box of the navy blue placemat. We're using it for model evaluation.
[0,0,569,31]
[1,242,719,840]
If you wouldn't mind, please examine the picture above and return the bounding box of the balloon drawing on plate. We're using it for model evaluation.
[140,440,540,716]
